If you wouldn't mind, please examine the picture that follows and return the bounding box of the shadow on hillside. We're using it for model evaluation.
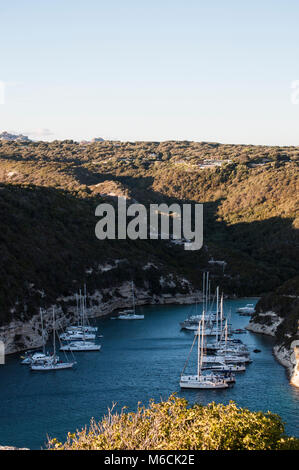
[0,181,298,327]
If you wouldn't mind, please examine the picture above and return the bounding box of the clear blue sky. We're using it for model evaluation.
[1,0,299,145]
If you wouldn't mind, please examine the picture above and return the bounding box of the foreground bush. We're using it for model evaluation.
[49,395,299,450]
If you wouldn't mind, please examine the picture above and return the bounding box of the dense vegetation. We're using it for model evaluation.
[0,139,298,325]
[49,395,299,450]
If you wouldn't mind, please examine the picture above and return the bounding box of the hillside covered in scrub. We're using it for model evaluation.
[0,138,298,327]
[49,395,299,450]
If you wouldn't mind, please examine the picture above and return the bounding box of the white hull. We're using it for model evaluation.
[60,333,96,341]
[66,326,98,333]
[117,314,144,320]
[203,364,246,372]
[180,375,228,389]
[202,355,250,364]
[31,361,75,371]
[60,342,101,351]
[237,304,255,314]
[204,373,236,384]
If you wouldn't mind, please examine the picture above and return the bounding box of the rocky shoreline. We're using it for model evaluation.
[246,314,299,388]
[0,281,202,356]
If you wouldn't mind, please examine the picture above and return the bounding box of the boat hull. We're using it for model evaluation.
[180,375,228,389]
[30,362,75,371]
[60,343,101,351]
[117,315,144,320]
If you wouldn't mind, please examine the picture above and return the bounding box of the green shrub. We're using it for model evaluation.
[48,395,299,450]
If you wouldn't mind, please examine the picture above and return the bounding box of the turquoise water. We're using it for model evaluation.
[0,298,298,449]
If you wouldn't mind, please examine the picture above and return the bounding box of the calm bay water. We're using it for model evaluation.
[0,298,298,449]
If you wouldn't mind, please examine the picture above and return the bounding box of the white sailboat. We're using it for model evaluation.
[180,275,221,330]
[115,282,144,320]
[21,308,56,365]
[202,320,251,365]
[60,289,101,352]
[31,308,76,371]
[180,317,229,389]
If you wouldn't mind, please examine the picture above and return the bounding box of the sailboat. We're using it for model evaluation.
[180,274,220,330]
[115,282,144,320]
[60,289,101,351]
[66,287,98,333]
[201,319,251,369]
[31,308,76,370]
[21,308,55,365]
[180,317,228,389]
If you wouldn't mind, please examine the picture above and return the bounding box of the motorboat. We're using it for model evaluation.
[236,304,255,315]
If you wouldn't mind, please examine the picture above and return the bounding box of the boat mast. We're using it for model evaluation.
[201,313,204,373]
[202,273,205,314]
[82,287,87,341]
[53,307,56,360]
[216,287,219,344]
[206,272,209,313]
[76,292,80,326]
[132,281,135,314]
[220,293,224,337]
[84,284,87,323]
[208,278,211,314]
[197,321,201,377]
[79,289,83,326]
[40,308,45,355]
[224,319,228,361]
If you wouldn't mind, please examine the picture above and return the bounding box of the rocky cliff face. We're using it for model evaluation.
[246,300,299,388]
[290,344,299,387]
[246,311,283,337]
[0,281,201,357]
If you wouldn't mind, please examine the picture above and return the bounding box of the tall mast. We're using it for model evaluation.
[220,293,224,337]
[225,320,228,344]
[82,287,86,340]
[84,284,87,321]
[216,286,219,344]
[206,272,209,313]
[225,319,228,359]
[53,307,56,359]
[40,308,45,355]
[197,321,201,377]
[132,281,135,313]
[79,289,82,326]
[202,272,205,314]
[76,293,79,326]
[201,313,204,372]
